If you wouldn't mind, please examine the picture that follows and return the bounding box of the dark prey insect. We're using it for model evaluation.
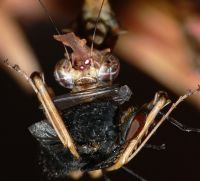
[3,0,200,180]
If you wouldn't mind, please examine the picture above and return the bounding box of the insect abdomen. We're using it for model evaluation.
[62,100,122,171]
[29,99,123,177]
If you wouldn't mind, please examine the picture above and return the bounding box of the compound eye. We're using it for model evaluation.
[54,59,74,89]
[97,53,120,83]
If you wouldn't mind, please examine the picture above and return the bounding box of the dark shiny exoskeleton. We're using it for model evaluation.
[29,85,157,178]
[29,85,125,177]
